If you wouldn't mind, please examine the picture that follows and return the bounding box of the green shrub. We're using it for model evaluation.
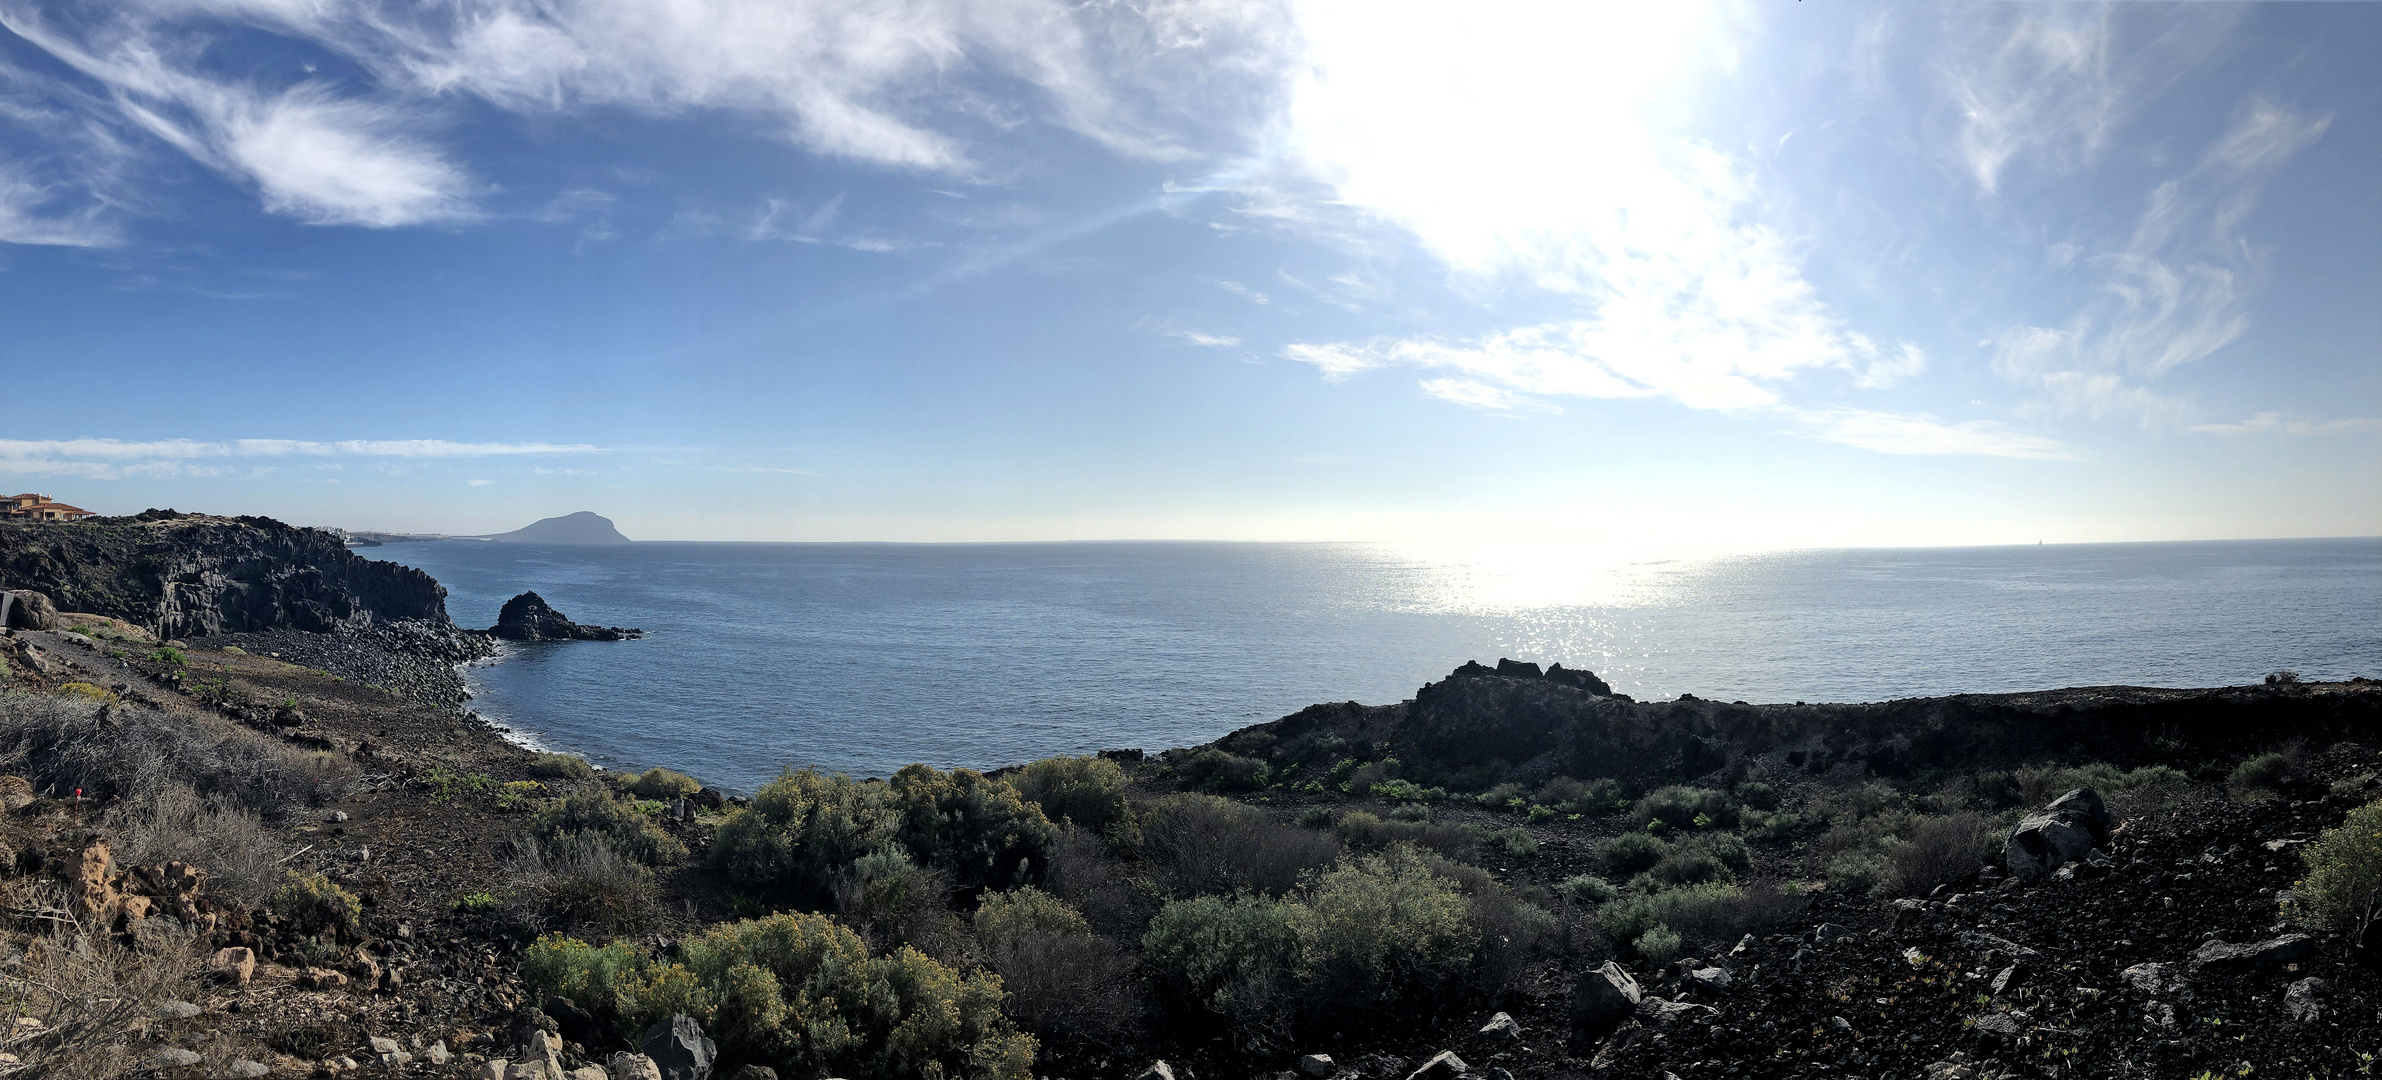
[2227,753,2293,802]
[269,873,363,942]
[533,792,689,866]
[714,765,1054,904]
[1536,776,1589,806]
[1330,810,1472,861]
[1735,781,1779,811]
[973,887,1120,1033]
[1680,832,1752,875]
[1174,747,1268,792]
[1386,802,1432,822]
[2290,798,2382,932]
[1475,781,1527,808]
[1011,755,1129,833]
[1142,893,1299,1033]
[1594,882,1805,950]
[1556,873,1618,904]
[1600,832,1668,875]
[1633,786,1734,830]
[1369,779,1447,803]
[527,915,1035,1080]
[1643,848,1733,888]
[531,753,596,781]
[632,767,703,800]
[1474,827,1538,858]
[149,646,187,667]
[1634,925,1683,965]
[1876,813,1991,898]
[1291,847,1479,1008]
[1296,806,1335,829]
[1824,851,1886,896]
[832,848,950,948]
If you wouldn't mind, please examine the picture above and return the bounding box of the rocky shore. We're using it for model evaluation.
[1,513,2378,1080]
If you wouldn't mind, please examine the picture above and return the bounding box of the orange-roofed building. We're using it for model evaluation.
[1,494,97,521]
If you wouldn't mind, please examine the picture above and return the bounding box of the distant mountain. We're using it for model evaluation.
[486,511,631,545]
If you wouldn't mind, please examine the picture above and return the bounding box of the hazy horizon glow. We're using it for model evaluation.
[2,1,2375,545]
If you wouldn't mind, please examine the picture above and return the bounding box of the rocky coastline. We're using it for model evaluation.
[0,513,2378,1080]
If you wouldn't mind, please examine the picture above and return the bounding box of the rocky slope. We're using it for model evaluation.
[0,512,456,640]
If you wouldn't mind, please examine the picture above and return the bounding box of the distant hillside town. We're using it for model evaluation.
[0,493,95,521]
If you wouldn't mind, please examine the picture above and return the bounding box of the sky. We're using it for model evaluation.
[0,0,2375,546]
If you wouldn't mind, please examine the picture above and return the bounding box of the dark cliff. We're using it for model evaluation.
[1219,658,2382,784]
[0,511,456,639]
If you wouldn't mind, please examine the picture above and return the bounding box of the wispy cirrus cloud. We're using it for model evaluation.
[1170,329,1241,347]
[0,437,604,479]
[2188,413,2382,438]
[1990,99,2328,426]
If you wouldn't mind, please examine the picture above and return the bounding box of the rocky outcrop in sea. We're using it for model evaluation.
[491,591,642,642]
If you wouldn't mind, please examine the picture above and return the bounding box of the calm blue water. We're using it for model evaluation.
[368,538,2382,792]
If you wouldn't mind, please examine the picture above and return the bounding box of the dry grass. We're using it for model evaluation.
[506,834,659,936]
[1140,793,1339,897]
[0,692,340,815]
[109,783,288,911]
[0,882,205,1080]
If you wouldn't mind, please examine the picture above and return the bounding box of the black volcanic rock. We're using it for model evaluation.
[492,591,641,642]
[0,512,454,638]
[487,511,631,545]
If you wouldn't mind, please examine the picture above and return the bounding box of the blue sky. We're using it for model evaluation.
[0,1,2375,545]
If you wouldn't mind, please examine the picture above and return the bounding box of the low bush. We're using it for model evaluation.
[974,887,1124,1034]
[1556,873,1619,904]
[631,767,702,800]
[2227,752,2294,802]
[1634,926,1683,965]
[1143,793,1337,897]
[1600,832,1668,876]
[268,873,363,942]
[1142,893,1299,1041]
[508,833,657,934]
[533,792,688,866]
[112,784,284,909]
[1296,806,1336,829]
[6,923,204,1080]
[0,693,335,815]
[1041,824,1144,940]
[527,914,1036,1080]
[1011,755,1130,833]
[2013,762,2193,808]
[1735,781,1780,811]
[2289,798,2382,933]
[1824,852,1886,897]
[531,753,596,781]
[1680,832,1752,875]
[1640,848,1732,888]
[1332,811,1474,861]
[1474,827,1537,858]
[1536,776,1589,807]
[1632,785,1734,831]
[1476,781,1528,808]
[1594,882,1805,951]
[1291,847,1480,1011]
[831,848,953,951]
[1174,747,1268,792]
[1876,812,1992,898]
[713,765,1054,905]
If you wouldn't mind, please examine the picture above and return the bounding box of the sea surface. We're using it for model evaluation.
[368,537,2382,792]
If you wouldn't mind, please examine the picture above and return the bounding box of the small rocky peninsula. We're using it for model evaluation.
[0,510,2378,1080]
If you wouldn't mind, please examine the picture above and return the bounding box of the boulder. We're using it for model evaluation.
[153,1047,202,1067]
[153,1000,201,1020]
[1479,1011,1522,1039]
[1404,1051,1468,1080]
[1685,966,1733,990]
[1570,961,1643,1041]
[544,994,612,1048]
[2192,934,2317,977]
[480,1060,509,1080]
[1956,931,2040,960]
[1135,1063,1177,1080]
[2045,788,2114,842]
[609,1054,664,1080]
[1812,923,1852,944]
[1298,1054,1336,1077]
[0,775,34,811]
[516,1030,567,1080]
[2287,977,2327,1022]
[640,1014,716,1080]
[209,946,256,986]
[2004,810,2095,882]
[229,1061,271,1078]
[572,1069,610,1080]
[493,592,641,642]
[1636,997,1717,1027]
[2,590,58,631]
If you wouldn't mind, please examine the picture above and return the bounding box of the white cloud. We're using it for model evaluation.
[0,437,603,479]
[0,8,478,227]
[0,166,120,246]
[1786,407,2076,460]
[1990,100,2327,425]
[466,478,494,486]
[1170,329,1241,347]
[2188,413,2382,438]
[1418,378,1545,413]
[1216,279,1269,304]
[1265,2,2032,454]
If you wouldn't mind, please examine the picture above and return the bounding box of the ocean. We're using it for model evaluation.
[368,537,2382,792]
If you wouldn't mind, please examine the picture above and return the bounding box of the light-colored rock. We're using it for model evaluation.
[1297,1054,1336,1077]
[153,999,201,1020]
[153,1046,203,1067]
[572,1068,610,1080]
[1404,1050,1467,1080]
[1636,997,1717,1027]
[428,1041,451,1065]
[229,1060,271,1078]
[1135,1063,1178,1080]
[609,1054,664,1080]
[0,775,34,811]
[2121,961,2175,993]
[2286,976,2328,1022]
[210,946,257,985]
[479,1062,509,1080]
[1479,1010,1522,1039]
[369,1036,401,1055]
[382,1051,415,1067]
[1685,965,1733,990]
[1956,931,2039,960]
[640,1014,716,1080]
[2046,788,2113,841]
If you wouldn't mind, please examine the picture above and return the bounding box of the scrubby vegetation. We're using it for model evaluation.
[2291,797,2382,932]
